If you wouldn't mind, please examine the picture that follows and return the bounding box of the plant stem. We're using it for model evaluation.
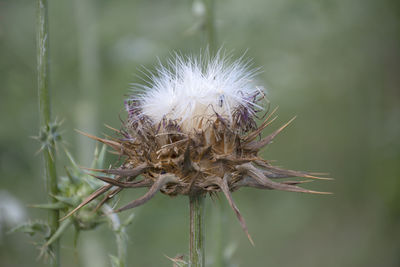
[37,0,51,124]
[189,194,205,267]
[203,0,217,54]
[103,205,127,267]
[37,0,59,266]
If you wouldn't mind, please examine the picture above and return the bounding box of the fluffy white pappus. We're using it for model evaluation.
[129,52,264,132]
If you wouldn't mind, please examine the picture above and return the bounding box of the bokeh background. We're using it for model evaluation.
[1,0,400,266]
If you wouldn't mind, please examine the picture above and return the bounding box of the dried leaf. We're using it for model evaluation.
[243,117,296,151]
[60,184,112,221]
[243,106,279,142]
[213,174,254,246]
[86,173,151,188]
[236,163,331,195]
[75,130,122,151]
[113,174,178,213]
[82,163,147,177]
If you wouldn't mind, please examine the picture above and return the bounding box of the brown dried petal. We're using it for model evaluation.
[212,174,254,246]
[243,117,296,151]
[236,163,331,195]
[113,174,178,213]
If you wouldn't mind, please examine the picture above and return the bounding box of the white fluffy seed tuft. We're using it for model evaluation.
[129,52,264,132]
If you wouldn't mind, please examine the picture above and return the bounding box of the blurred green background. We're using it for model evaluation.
[1,0,400,266]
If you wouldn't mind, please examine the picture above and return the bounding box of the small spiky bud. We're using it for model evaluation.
[66,52,330,242]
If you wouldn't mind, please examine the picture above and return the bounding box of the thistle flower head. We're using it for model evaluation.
[67,52,330,244]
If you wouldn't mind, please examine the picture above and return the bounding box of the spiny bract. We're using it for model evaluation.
[66,52,330,244]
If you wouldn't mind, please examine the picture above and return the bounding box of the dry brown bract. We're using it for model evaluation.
[63,106,331,244]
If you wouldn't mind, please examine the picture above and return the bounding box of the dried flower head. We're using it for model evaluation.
[65,52,330,243]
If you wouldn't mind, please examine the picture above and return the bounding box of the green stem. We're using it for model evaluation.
[203,0,217,54]
[37,0,59,266]
[44,218,73,248]
[37,0,51,124]
[189,194,205,267]
[103,205,127,267]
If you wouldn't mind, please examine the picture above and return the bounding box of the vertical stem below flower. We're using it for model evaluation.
[189,194,205,267]
[103,205,127,267]
[36,0,59,266]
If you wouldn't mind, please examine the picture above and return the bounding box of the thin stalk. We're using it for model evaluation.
[189,194,205,267]
[37,0,59,266]
[103,205,127,267]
